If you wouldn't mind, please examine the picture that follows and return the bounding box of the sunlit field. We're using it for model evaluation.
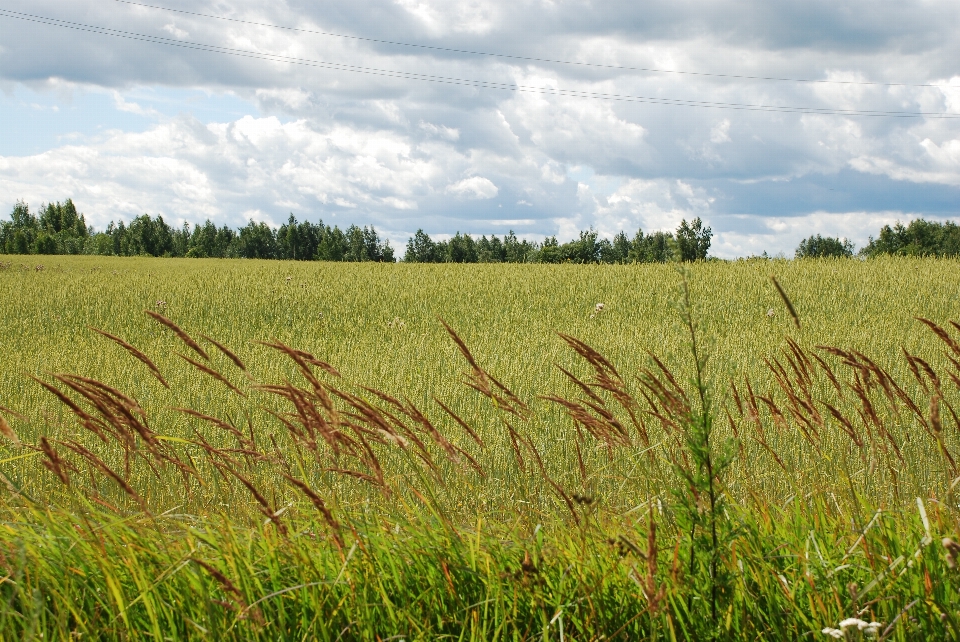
[1,255,959,640]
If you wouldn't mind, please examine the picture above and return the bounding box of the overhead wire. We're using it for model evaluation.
[107,0,959,89]
[1,7,958,119]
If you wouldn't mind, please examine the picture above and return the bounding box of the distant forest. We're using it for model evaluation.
[0,200,394,262]
[0,199,712,263]
[1,198,959,262]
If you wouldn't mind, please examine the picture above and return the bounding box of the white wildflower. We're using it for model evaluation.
[595,302,605,312]
[859,621,882,637]
[821,628,844,639]
[766,308,775,317]
[839,618,866,630]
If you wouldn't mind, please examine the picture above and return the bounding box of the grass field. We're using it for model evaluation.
[1,255,959,639]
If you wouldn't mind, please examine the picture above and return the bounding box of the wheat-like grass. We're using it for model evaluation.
[0,255,958,639]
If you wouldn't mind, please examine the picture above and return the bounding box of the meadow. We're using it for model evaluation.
[0,255,959,640]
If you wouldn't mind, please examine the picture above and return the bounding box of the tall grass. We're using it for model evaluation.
[0,256,959,639]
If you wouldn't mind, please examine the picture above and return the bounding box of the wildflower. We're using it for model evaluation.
[766,308,775,317]
[839,618,866,630]
[821,628,844,639]
[859,621,882,637]
[595,302,605,312]
[285,276,292,282]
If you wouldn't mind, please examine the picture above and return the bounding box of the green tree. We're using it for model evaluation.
[861,218,960,258]
[39,199,88,239]
[345,225,369,261]
[536,236,562,263]
[561,229,601,263]
[236,220,278,259]
[405,229,439,263]
[795,234,854,258]
[123,215,174,257]
[503,231,535,263]
[33,233,58,255]
[1,199,93,255]
[187,220,237,258]
[675,218,712,262]
[476,235,504,262]
[316,226,346,261]
[0,201,37,254]
[446,233,478,263]
[610,231,631,263]
[628,230,676,263]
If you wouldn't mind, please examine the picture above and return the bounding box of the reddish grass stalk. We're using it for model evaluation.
[145,310,210,361]
[201,334,247,371]
[176,353,247,397]
[89,326,169,388]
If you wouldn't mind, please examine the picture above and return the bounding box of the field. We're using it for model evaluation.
[1,255,959,640]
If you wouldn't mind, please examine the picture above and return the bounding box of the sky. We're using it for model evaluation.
[1,0,959,257]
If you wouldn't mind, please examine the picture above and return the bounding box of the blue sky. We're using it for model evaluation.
[1,0,959,257]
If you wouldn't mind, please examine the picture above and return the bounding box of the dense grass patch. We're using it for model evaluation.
[1,256,959,639]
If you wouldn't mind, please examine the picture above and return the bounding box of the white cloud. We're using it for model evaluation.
[161,23,189,39]
[592,178,712,237]
[393,0,499,35]
[713,211,910,258]
[255,88,313,111]
[0,114,455,228]
[419,121,460,141]
[242,209,278,227]
[445,176,499,199]
[939,77,960,113]
[484,218,534,225]
[111,91,158,117]
[710,119,732,144]
[848,136,960,186]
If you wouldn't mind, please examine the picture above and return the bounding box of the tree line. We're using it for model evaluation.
[402,218,712,263]
[4,198,960,262]
[0,200,712,263]
[794,219,960,259]
[0,201,393,261]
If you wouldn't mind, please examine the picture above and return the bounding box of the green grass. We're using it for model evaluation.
[0,255,959,639]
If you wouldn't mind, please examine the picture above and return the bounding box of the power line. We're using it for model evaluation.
[2,8,958,119]
[109,0,959,89]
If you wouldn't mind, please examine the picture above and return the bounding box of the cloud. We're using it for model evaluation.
[419,121,460,141]
[0,0,957,257]
[713,210,913,258]
[445,176,499,199]
[848,136,960,186]
[161,24,189,40]
[111,90,159,117]
[710,120,731,144]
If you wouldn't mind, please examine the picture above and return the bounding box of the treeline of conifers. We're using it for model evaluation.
[4,198,960,262]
